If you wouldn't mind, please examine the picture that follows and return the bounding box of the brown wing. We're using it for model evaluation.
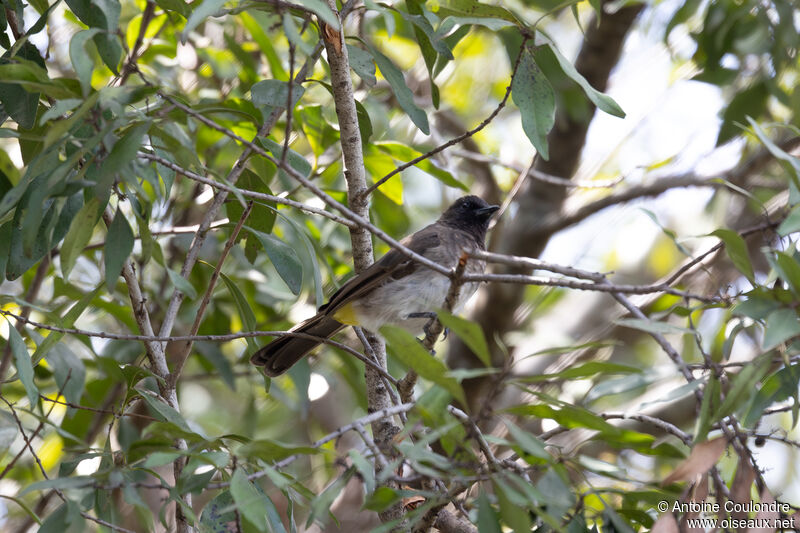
[320,225,441,316]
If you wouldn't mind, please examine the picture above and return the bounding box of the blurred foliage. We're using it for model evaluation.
[0,0,799,531]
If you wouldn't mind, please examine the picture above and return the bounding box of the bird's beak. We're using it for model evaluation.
[476,205,500,217]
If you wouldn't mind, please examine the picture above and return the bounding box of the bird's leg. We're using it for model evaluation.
[408,312,437,337]
[407,312,450,341]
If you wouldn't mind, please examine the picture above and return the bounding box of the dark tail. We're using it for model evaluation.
[250,314,345,376]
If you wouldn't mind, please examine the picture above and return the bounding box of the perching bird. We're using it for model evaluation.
[250,195,500,376]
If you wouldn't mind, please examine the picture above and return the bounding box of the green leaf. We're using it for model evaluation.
[380,325,466,406]
[521,361,641,382]
[181,0,226,43]
[65,0,120,30]
[743,363,800,427]
[251,79,305,111]
[219,272,258,352]
[476,491,502,533]
[230,469,286,532]
[21,476,94,495]
[365,43,430,134]
[778,204,800,235]
[135,388,192,432]
[104,208,134,291]
[493,478,532,533]
[747,118,800,186]
[615,318,693,336]
[435,308,490,366]
[772,251,800,297]
[0,43,45,129]
[166,268,198,300]
[245,226,303,295]
[60,197,101,280]
[294,0,339,29]
[710,229,754,282]
[102,122,151,177]
[512,47,555,159]
[308,468,353,528]
[259,137,312,182]
[48,344,87,412]
[373,142,467,190]
[0,410,18,450]
[431,0,519,24]
[7,325,38,407]
[198,490,237,533]
[695,375,719,442]
[763,309,800,350]
[504,420,550,460]
[711,358,770,421]
[346,44,376,86]
[539,43,625,118]
[68,29,100,94]
[717,84,768,145]
[31,285,102,365]
[38,500,84,533]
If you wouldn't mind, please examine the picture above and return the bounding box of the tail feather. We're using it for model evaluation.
[250,314,344,376]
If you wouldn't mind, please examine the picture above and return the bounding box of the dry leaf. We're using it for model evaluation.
[748,488,778,533]
[322,23,342,54]
[731,454,756,524]
[652,513,680,533]
[663,437,728,486]
[403,495,425,511]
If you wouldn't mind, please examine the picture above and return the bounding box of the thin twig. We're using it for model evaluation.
[137,151,357,228]
[362,35,530,198]
[169,201,254,386]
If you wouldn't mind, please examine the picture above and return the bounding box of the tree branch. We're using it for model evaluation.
[321,0,402,524]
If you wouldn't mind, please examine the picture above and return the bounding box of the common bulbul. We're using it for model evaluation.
[250,195,500,376]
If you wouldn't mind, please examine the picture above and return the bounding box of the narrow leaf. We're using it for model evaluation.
[230,469,267,530]
[710,229,754,282]
[435,308,490,366]
[540,43,625,118]
[365,43,430,134]
[60,197,102,280]
[8,325,38,407]
[245,227,302,295]
[512,47,555,159]
[380,325,466,406]
[662,437,727,485]
[104,208,134,290]
[181,0,226,43]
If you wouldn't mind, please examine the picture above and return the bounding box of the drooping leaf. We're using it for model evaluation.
[181,0,227,43]
[166,268,198,300]
[710,228,754,282]
[245,226,303,295]
[251,79,305,112]
[364,43,430,134]
[219,272,258,352]
[435,309,491,367]
[662,437,727,485]
[230,469,268,530]
[7,324,38,408]
[537,43,625,118]
[104,208,135,290]
[135,388,193,433]
[762,308,800,350]
[380,325,466,406]
[68,29,101,94]
[512,46,555,159]
[346,44,376,86]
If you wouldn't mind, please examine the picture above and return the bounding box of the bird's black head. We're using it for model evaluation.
[439,195,500,240]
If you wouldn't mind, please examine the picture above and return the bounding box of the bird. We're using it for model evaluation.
[250,195,500,376]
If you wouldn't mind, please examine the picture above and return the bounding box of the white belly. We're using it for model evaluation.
[350,271,479,333]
